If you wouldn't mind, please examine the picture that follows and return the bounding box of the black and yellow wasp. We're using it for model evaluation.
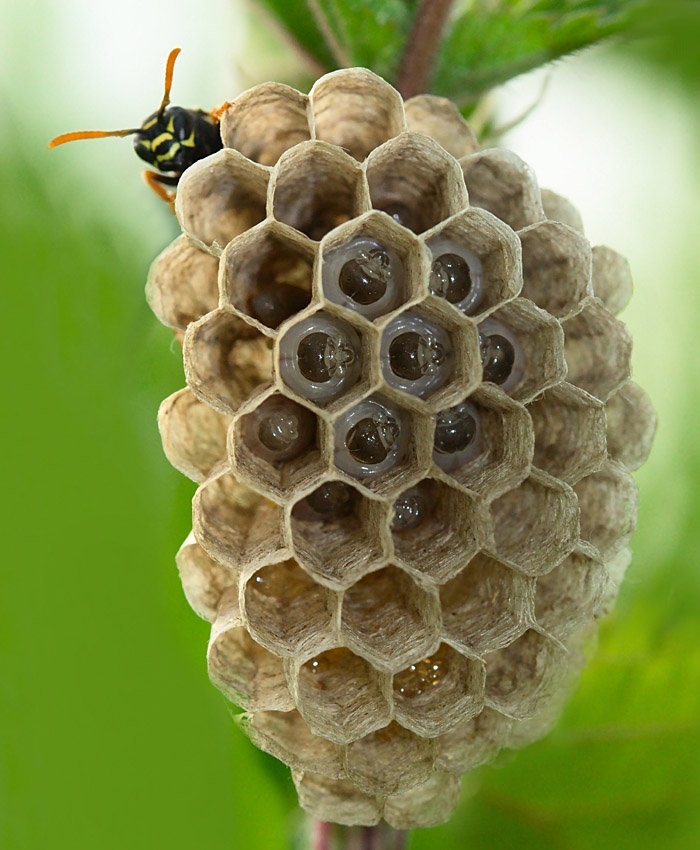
[49,48,225,208]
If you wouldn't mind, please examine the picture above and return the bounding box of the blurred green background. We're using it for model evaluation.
[1,1,699,847]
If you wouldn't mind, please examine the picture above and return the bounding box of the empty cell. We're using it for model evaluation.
[311,68,405,161]
[146,234,220,331]
[592,245,633,315]
[176,533,238,623]
[436,707,513,775]
[341,566,440,671]
[243,560,335,656]
[366,132,468,234]
[290,483,388,589]
[384,771,462,830]
[605,381,656,471]
[519,220,592,319]
[404,95,478,159]
[183,308,272,415]
[528,383,607,485]
[345,721,435,796]
[425,207,521,317]
[391,480,487,583]
[241,709,344,778]
[381,310,454,399]
[490,472,579,576]
[574,461,638,561]
[293,771,382,827]
[272,141,366,240]
[484,629,565,719]
[176,149,269,251]
[460,148,545,231]
[540,189,584,234]
[220,83,311,166]
[440,554,534,655]
[535,548,609,641]
[220,222,315,331]
[294,647,391,744]
[393,643,484,737]
[563,299,632,402]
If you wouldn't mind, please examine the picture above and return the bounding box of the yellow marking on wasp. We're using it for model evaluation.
[167,117,175,133]
[142,117,158,130]
[156,141,180,163]
[137,138,153,151]
[152,131,173,149]
[181,130,196,148]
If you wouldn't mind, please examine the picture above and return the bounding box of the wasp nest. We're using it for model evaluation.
[147,69,655,829]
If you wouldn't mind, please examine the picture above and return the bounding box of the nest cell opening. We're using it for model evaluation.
[176,535,238,623]
[435,707,513,775]
[574,462,638,561]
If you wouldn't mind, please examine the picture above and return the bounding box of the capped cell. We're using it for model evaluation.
[292,647,392,744]
[289,482,389,590]
[384,771,462,830]
[242,559,336,657]
[271,140,367,240]
[176,148,269,252]
[435,707,513,775]
[310,68,405,161]
[176,532,238,623]
[424,206,521,317]
[183,307,272,415]
[440,554,535,656]
[592,245,633,315]
[340,565,441,672]
[293,771,382,827]
[392,643,485,737]
[366,132,468,234]
[220,83,311,166]
[391,479,490,584]
[574,461,638,561]
[605,381,656,471]
[404,95,478,159]
[220,221,315,332]
[540,189,584,234]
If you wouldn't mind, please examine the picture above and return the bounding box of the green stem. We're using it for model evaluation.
[396,0,457,98]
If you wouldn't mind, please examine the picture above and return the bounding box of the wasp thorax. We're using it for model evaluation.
[338,242,391,306]
[346,413,399,465]
[392,481,435,531]
[243,396,316,463]
[434,403,477,454]
[430,253,472,304]
[480,333,515,385]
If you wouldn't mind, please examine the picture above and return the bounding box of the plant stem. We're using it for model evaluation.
[396,0,456,99]
[306,0,352,68]
[311,823,409,850]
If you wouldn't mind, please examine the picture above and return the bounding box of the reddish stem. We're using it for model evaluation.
[313,821,333,850]
[396,0,456,99]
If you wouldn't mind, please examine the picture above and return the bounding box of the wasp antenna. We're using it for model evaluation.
[158,47,182,117]
[48,127,142,149]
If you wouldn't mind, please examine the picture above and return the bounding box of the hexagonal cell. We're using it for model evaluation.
[333,396,432,498]
[146,235,219,331]
[310,68,405,161]
[345,721,435,796]
[340,565,441,672]
[175,149,269,252]
[460,149,545,231]
[592,245,633,315]
[432,384,533,498]
[158,387,230,483]
[440,554,534,656]
[289,481,389,590]
[534,547,609,642]
[229,390,326,501]
[484,629,566,720]
[183,308,272,415]
[435,707,513,775]
[276,309,367,411]
[220,82,311,166]
[540,189,584,234]
[404,94,478,159]
[220,221,315,332]
[292,647,391,744]
[271,141,367,240]
[528,382,607,485]
[366,132,468,234]
[563,298,632,402]
[240,709,344,778]
[242,559,336,657]
[193,468,287,571]
[392,643,484,737]
[391,479,489,583]
[606,381,656,470]
[176,532,238,623]
[207,589,294,711]
[384,771,461,830]
[519,220,592,319]
[320,211,428,320]
[292,770,382,827]
[489,471,580,576]
[480,298,566,403]
[574,461,638,561]
[424,207,522,318]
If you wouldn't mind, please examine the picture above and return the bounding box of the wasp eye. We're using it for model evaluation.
[243,397,316,463]
[430,253,473,304]
[392,481,435,531]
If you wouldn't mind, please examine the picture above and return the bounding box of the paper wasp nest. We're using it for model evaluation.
[147,69,655,829]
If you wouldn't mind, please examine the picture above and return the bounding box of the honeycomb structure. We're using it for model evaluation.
[147,69,656,829]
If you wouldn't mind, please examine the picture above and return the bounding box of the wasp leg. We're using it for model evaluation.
[143,170,179,212]
[210,101,232,123]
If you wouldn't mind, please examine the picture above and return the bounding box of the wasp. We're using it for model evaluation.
[49,48,226,208]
